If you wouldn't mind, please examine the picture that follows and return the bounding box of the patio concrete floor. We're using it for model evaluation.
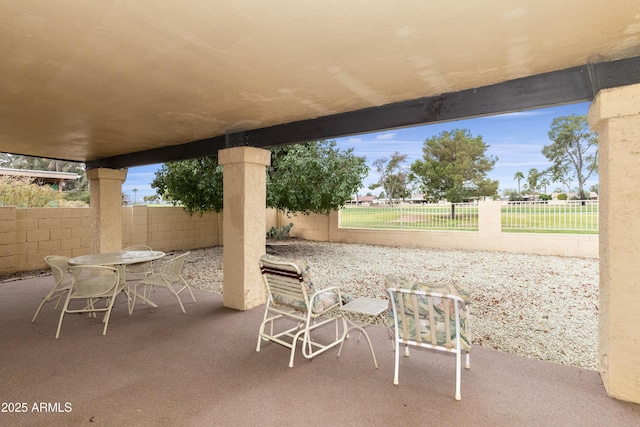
[1,275,639,426]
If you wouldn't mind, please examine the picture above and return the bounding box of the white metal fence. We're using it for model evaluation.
[339,203,479,230]
[339,200,599,233]
[501,200,599,232]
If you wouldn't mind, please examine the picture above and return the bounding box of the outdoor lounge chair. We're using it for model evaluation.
[386,275,472,400]
[257,254,347,367]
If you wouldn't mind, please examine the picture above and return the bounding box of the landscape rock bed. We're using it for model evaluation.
[182,240,599,370]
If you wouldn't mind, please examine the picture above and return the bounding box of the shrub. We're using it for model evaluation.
[539,194,552,201]
[266,223,294,240]
[0,176,62,207]
[557,193,568,201]
[508,191,523,201]
[64,190,90,205]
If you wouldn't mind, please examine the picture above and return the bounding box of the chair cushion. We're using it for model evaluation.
[385,275,471,351]
[261,254,339,314]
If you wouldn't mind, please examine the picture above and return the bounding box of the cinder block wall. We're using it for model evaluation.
[1,203,597,276]
[0,206,222,275]
[0,207,91,275]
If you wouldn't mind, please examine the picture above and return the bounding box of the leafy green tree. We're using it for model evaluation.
[540,177,550,195]
[543,114,598,200]
[526,168,542,197]
[410,129,498,202]
[368,152,411,202]
[152,140,368,215]
[143,195,159,204]
[152,157,224,213]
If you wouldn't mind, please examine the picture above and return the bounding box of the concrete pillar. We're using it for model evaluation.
[589,83,640,403]
[218,146,271,310]
[87,168,127,254]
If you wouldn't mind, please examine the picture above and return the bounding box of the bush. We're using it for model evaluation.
[539,194,552,201]
[508,191,523,201]
[266,223,294,240]
[64,190,90,205]
[0,176,62,207]
[557,193,568,200]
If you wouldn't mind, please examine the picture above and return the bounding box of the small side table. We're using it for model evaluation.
[337,297,389,368]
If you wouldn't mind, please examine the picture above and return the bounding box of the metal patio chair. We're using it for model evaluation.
[386,276,472,400]
[32,256,73,322]
[256,254,346,367]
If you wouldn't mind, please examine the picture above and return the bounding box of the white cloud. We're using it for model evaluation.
[375,133,396,140]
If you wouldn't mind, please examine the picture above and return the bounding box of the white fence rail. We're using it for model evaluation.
[501,200,599,232]
[339,203,479,230]
[339,200,600,233]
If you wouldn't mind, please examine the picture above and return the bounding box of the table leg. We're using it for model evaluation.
[337,320,379,369]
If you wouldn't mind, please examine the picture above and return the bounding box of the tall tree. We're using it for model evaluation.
[526,168,541,197]
[513,171,524,194]
[151,140,368,215]
[543,114,598,200]
[410,129,498,202]
[368,152,411,202]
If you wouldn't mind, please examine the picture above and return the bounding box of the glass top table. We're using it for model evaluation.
[68,251,165,267]
[68,251,166,310]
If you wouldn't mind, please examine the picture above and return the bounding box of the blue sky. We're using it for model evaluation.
[123,101,593,202]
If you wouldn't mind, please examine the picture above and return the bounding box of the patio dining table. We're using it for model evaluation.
[68,251,165,310]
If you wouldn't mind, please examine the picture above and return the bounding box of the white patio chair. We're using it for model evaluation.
[386,275,472,400]
[55,265,121,338]
[32,256,74,322]
[256,254,347,367]
[131,252,193,313]
[123,245,156,300]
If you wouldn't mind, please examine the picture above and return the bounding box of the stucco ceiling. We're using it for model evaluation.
[1,0,639,165]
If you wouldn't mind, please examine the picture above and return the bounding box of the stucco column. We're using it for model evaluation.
[218,146,271,310]
[87,168,127,254]
[589,83,640,403]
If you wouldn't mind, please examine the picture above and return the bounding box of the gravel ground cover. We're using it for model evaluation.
[180,240,599,370]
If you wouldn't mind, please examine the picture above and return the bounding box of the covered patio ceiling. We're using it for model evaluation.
[1,1,639,168]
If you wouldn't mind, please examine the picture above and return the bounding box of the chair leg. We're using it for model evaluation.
[32,288,65,322]
[178,277,196,302]
[32,297,50,323]
[455,349,462,401]
[393,336,400,385]
[101,295,119,335]
[55,294,72,339]
[167,284,186,313]
[256,306,271,352]
[289,328,305,368]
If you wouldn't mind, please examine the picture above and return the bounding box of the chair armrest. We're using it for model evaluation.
[310,286,343,305]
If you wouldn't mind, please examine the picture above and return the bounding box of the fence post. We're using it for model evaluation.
[478,200,502,236]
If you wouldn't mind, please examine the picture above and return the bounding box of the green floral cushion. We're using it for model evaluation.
[385,275,471,351]
[260,254,339,314]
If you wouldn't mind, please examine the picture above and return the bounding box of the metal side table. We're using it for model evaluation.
[337,297,389,368]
